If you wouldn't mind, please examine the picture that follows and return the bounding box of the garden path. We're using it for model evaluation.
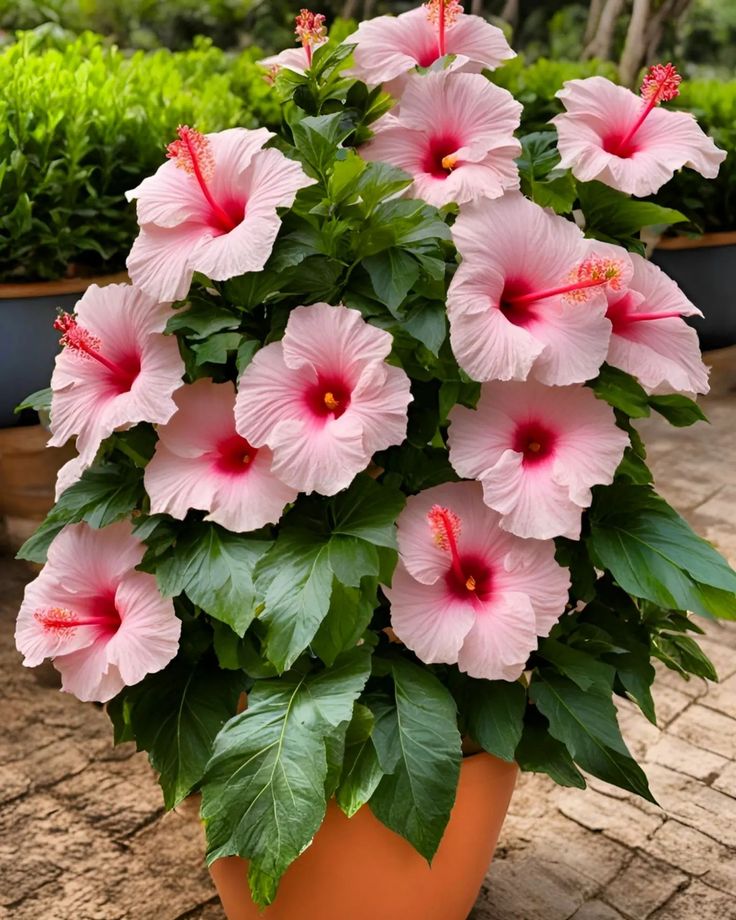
[1,350,735,920]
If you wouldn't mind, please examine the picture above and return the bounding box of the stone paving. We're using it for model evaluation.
[1,355,735,919]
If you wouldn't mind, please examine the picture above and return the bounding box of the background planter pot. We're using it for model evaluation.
[0,272,127,427]
[209,752,518,920]
[651,231,736,351]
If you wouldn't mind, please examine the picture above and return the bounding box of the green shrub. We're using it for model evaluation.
[0,31,279,282]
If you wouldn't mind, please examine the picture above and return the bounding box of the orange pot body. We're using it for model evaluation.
[209,752,518,920]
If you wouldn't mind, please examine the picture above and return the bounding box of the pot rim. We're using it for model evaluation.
[0,271,129,300]
[656,230,736,252]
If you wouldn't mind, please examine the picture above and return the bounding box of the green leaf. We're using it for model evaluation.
[355,162,413,214]
[578,180,687,241]
[615,652,657,724]
[515,713,586,788]
[119,660,244,809]
[166,301,240,338]
[191,331,242,365]
[649,394,708,428]
[17,462,143,563]
[530,673,655,801]
[201,648,371,907]
[369,659,462,861]
[402,301,448,356]
[590,365,651,418]
[14,386,52,415]
[255,477,403,670]
[311,576,378,667]
[537,638,615,693]
[363,249,420,311]
[328,150,367,203]
[255,530,333,672]
[461,679,526,762]
[653,633,718,681]
[336,703,384,818]
[589,483,736,620]
[329,475,406,548]
[291,113,351,179]
[156,523,270,636]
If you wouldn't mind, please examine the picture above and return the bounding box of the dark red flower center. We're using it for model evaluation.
[512,421,558,465]
[444,552,494,602]
[602,132,640,159]
[423,133,462,179]
[214,434,259,475]
[305,375,351,420]
[498,279,539,327]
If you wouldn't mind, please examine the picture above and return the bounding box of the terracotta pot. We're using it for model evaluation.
[0,272,127,426]
[209,752,518,920]
[0,424,75,553]
[652,231,736,351]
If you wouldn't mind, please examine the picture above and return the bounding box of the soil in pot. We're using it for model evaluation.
[651,233,736,351]
[209,752,518,920]
[0,272,127,427]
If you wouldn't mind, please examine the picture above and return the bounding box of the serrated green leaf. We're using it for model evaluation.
[369,659,462,861]
[201,647,371,907]
[336,703,384,818]
[530,673,655,801]
[311,577,378,667]
[156,523,270,636]
[461,678,527,762]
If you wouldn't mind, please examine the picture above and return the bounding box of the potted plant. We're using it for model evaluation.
[651,79,736,350]
[12,6,736,919]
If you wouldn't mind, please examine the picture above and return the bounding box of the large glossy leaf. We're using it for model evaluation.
[369,659,462,860]
[200,648,371,907]
[155,523,270,636]
[17,461,143,563]
[336,703,384,818]
[530,673,655,801]
[589,483,736,620]
[113,660,244,810]
[460,678,527,762]
[515,713,586,789]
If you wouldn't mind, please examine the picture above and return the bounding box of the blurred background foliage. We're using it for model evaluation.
[0,0,734,282]
[1,0,734,77]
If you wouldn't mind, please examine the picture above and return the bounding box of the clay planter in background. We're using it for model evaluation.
[0,272,127,427]
[651,231,736,351]
[209,752,518,920]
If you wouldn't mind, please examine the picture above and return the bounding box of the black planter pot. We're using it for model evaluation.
[651,232,736,352]
[0,274,127,427]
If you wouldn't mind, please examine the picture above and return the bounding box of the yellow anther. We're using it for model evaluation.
[324,391,340,411]
[441,154,458,172]
[528,441,542,453]
[465,575,477,591]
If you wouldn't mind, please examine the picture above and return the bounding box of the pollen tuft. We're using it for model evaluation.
[324,391,340,411]
[54,312,101,356]
[425,0,464,27]
[441,153,459,172]
[563,256,626,303]
[465,575,477,591]
[295,9,328,47]
[166,125,215,182]
[427,505,462,550]
[34,606,77,634]
[640,63,681,105]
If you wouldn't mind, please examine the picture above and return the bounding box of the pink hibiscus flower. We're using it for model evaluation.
[553,65,726,197]
[448,194,628,384]
[448,379,629,540]
[361,70,522,207]
[48,283,184,470]
[260,9,328,76]
[234,303,412,496]
[126,126,315,302]
[15,521,180,703]
[602,248,709,395]
[145,378,298,532]
[347,2,514,95]
[384,481,570,680]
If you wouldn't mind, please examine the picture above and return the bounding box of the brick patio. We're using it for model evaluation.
[1,354,735,920]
